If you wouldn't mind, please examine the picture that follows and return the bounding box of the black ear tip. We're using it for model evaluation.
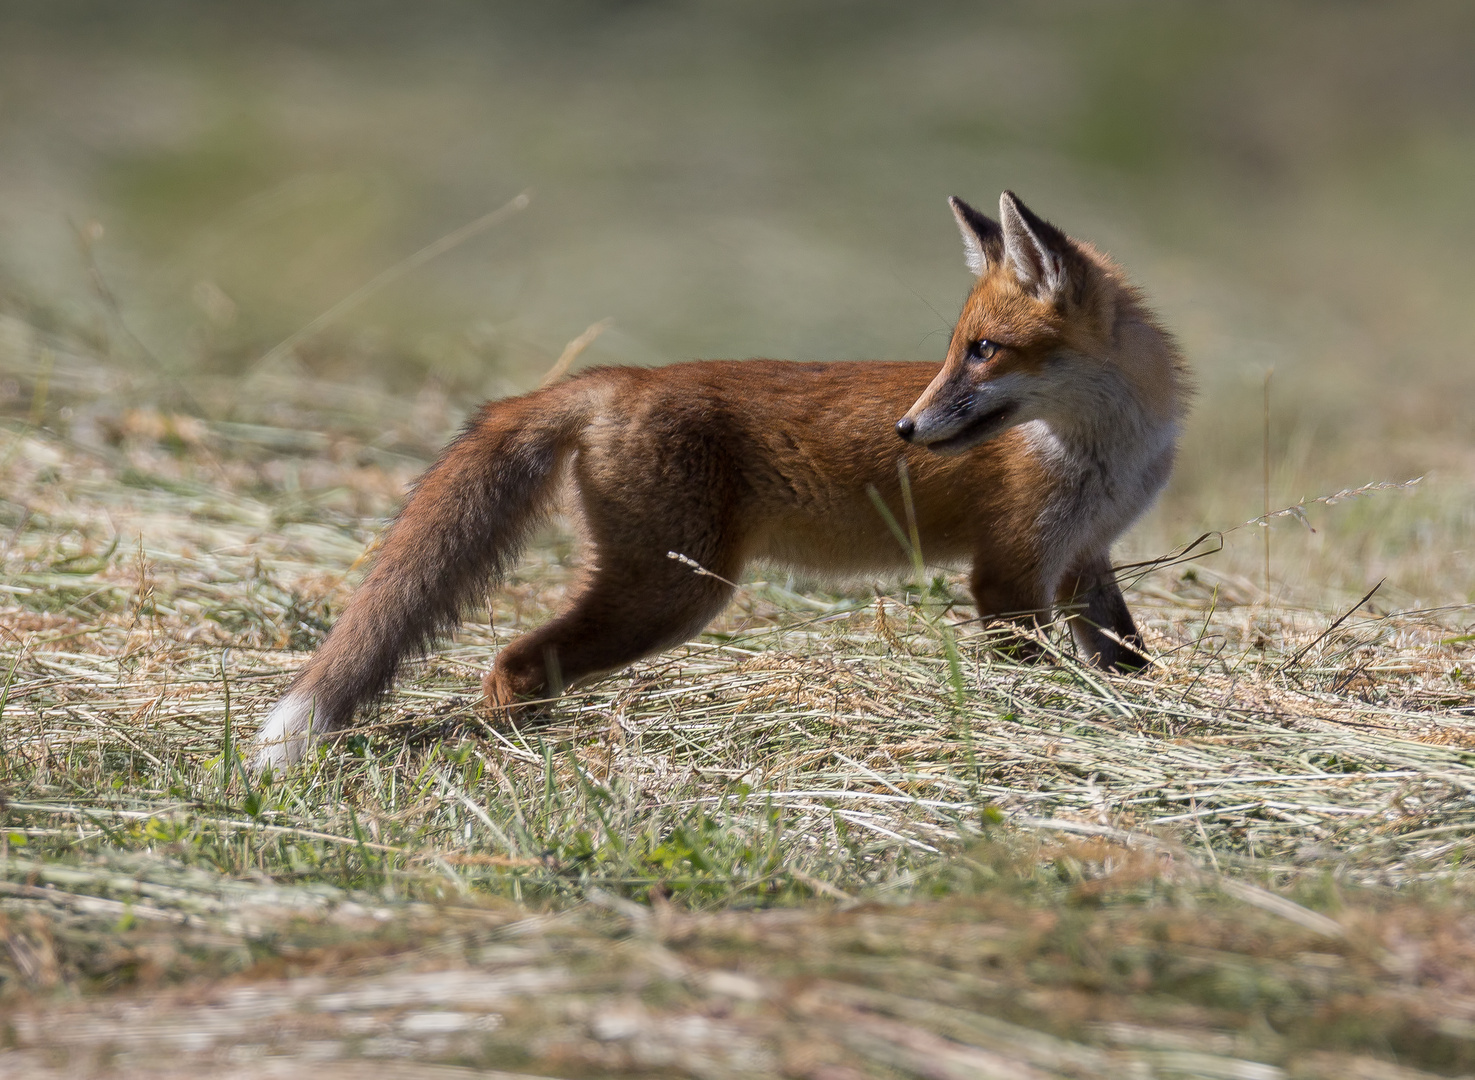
[951,195,991,224]
[1000,190,1053,233]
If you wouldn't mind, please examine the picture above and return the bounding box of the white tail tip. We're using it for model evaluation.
[251,691,317,772]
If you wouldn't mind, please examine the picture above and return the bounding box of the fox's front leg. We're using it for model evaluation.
[1057,554,1148,671]
[969,563,1053,662]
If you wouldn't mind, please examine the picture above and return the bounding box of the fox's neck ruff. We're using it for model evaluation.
[1031,367,1178,468]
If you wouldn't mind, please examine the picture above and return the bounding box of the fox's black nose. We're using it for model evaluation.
[895,416,916,442]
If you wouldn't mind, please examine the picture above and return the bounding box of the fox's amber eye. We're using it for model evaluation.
[968,339,998,362]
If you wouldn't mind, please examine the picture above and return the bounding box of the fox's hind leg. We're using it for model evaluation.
[483,548,736,713]
[483,426,749,716]
[1057,553,1148,671]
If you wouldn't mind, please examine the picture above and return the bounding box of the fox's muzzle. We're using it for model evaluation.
[900,375,1022,455]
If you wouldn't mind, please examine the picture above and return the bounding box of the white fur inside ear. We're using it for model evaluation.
[961,241,986,276]
[956,226,987,276]
[251,691,317,772]
[950,198,990,276]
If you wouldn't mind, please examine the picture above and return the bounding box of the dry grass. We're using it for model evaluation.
[4,324,1475,1075]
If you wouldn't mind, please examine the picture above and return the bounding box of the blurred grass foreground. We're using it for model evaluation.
[3,3,1475,1077]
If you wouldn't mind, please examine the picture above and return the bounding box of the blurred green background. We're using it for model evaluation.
[1,0,1472,597]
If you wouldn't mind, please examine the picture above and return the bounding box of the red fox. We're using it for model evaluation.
[253,192,1188,769]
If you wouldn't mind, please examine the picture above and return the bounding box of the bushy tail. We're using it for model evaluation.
[252,381,596,769]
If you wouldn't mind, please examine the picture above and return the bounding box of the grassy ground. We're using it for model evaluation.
[3,319,1475,1077]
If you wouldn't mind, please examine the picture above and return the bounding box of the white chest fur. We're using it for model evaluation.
[1023,412,1178,589]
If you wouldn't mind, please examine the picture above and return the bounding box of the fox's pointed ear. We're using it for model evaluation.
[999,191,1072,301]
[949,196,1003,276]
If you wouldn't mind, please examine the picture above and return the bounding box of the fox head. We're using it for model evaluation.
[897,191,1140,454]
